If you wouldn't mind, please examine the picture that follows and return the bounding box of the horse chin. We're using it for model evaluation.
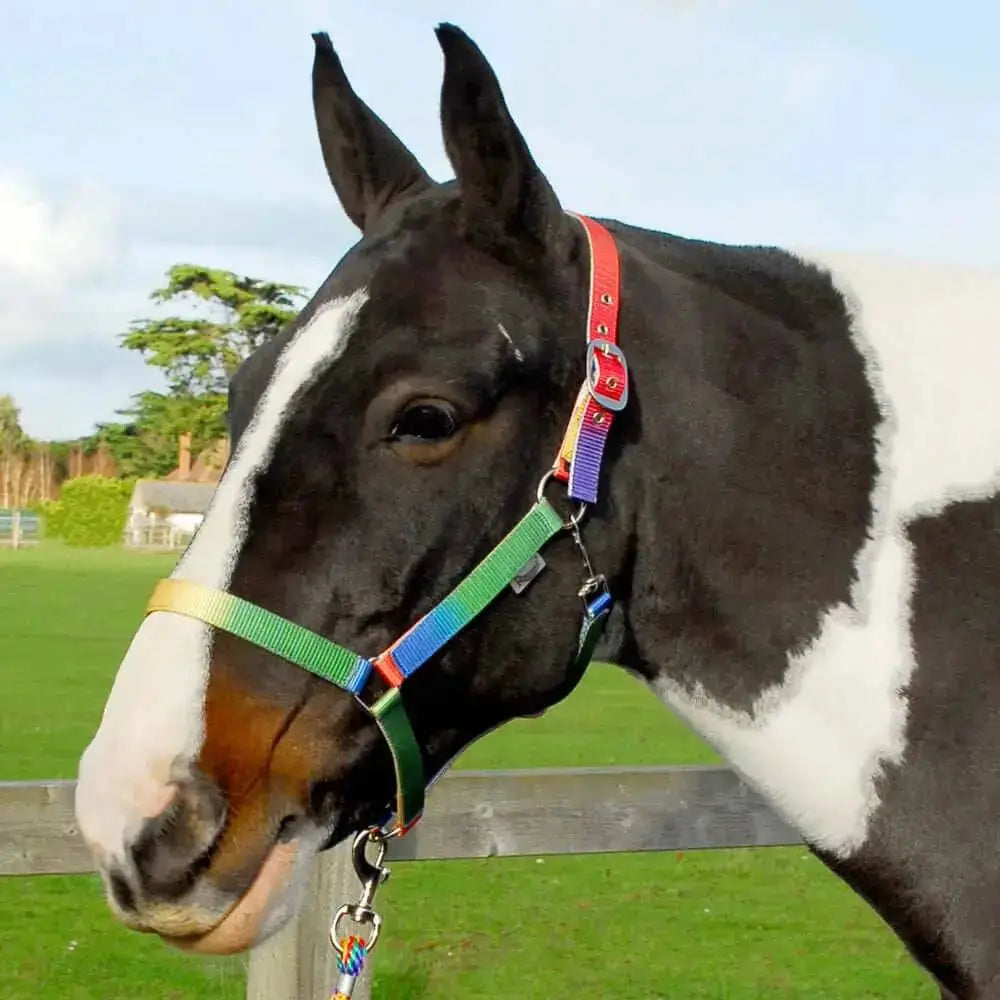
[169,836,314,955]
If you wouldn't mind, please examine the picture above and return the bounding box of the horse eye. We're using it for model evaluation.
[389,402,458,444]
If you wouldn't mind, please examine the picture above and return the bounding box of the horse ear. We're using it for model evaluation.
[434,24,567,258]
[311,32,433,233]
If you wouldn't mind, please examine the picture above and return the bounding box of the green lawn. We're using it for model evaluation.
[0,544,934,999]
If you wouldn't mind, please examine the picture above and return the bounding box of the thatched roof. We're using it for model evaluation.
[129,480,215,514]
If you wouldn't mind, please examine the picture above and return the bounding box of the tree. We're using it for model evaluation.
[121,264,306,398]
[0,395,30,508]
[0,395,24,452]
[0,397,70,505]
[108,265,306,476]
[91,394,218,480]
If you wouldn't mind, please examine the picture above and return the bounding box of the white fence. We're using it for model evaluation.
[0,510,40,548]
[122,520,196,550]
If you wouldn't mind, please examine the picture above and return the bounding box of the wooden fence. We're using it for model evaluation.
[0,766,801,1000]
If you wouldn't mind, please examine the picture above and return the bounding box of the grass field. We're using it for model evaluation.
[0,544,935,999]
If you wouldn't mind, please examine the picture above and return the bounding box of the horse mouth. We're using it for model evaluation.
[163,836,310,955]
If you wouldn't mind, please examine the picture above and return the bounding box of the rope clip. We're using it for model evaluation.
[329,827,392,956]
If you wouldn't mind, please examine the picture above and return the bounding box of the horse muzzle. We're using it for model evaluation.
[78,764,321,953]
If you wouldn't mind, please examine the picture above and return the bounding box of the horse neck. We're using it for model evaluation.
[602,225,879,708]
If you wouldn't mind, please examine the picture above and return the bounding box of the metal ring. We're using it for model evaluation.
[535,470,588,528]
[331,902,382,953]
[535,468,559,504]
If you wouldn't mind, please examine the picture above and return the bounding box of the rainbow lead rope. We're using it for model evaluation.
[331,934,368,999]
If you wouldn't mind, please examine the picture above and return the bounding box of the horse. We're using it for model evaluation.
[73,23,1000,999]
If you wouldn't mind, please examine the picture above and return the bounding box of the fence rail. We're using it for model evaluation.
[0,767,801,1000]
[122,522,196,549]
[0,510,39,548]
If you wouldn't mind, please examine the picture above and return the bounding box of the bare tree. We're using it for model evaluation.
[0,395,26,509]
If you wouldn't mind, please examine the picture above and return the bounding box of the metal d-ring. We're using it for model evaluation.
[331,900,383,954]
[535,469,588,528]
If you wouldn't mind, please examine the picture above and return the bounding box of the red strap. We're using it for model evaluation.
[552,214,627,502]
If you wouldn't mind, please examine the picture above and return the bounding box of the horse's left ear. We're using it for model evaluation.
[435,23,568,259]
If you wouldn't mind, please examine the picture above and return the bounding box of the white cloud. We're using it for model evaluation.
[0,171,349,440]
[0,168,148,439]
[0,171,117,283]
[0,169,121,350]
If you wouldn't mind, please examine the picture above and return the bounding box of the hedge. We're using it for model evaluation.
[41,476,135,547]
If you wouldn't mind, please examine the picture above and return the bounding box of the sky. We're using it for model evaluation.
[2,0,998,440]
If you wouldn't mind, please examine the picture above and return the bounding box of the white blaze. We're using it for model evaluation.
[75,291,368,861]
[652,253,1000,857]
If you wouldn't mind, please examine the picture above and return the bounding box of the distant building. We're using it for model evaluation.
[125,480,216,548]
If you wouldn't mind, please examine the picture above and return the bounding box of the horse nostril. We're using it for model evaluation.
[130,773,227,899]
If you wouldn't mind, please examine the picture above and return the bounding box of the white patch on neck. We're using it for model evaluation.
[497,322,524,362]
[75,290,368,860]
[650,252,1000,858]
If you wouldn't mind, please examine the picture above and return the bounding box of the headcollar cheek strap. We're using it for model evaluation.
[553,213,627,505]
[376,499,566,681]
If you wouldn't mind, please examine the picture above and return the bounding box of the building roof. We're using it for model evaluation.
[130,480,216,514]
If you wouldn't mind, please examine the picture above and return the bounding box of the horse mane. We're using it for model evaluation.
[601,218,848,340]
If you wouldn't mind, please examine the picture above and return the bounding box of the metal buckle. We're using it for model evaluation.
[585,339,629,412]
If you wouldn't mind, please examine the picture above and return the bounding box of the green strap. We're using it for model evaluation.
[383,500,566,677]
[146,579,371,694]
[371,689,425,830]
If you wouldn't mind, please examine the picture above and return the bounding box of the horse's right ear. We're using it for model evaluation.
[311,32,433,233]
[435,24,568,261]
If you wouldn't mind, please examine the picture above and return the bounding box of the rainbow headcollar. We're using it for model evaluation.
[143,213,628,836]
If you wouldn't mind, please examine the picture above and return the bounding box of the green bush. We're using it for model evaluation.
[35,498,64,540]
[42,477,135,547]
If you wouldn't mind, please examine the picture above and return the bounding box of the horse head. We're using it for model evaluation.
[74,24,635,953]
